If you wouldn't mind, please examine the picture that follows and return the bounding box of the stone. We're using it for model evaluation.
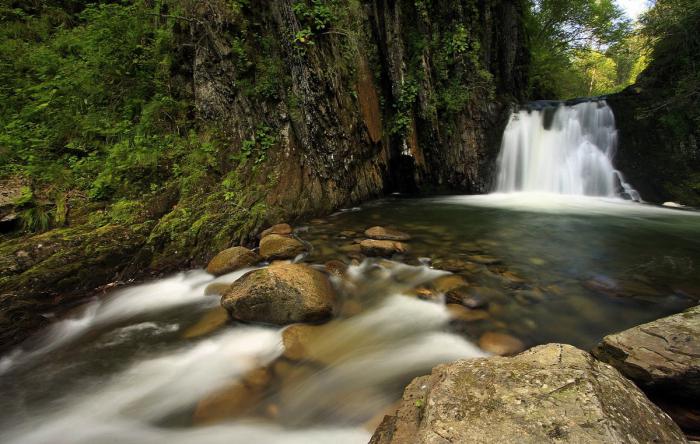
[204,282,232,296]
[206,246,261,276]
[360,239,408,257]
[364,226,411,241]
[431,275,468,293]
[467,254,502,265]
[370,344,686,444]
[468,286,504,300]
[592,305,700,400]
[478,331,526,356]
[260,223,293,239]
[259,234,306,260]
[193,366,272,424]
[324,259,348,277]
[182,307,229,339]
[281,323,327,361]
[221,263,335,325]
[446,304,489,322]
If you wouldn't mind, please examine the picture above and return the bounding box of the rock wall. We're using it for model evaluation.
[0,0,528,352]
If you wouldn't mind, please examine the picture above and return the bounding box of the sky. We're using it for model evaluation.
[617,0,652,21]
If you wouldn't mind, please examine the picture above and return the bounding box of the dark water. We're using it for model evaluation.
[0,193,698,443]
[303,194,699,349]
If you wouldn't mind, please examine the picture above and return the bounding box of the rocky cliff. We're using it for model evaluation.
[0,0,529,352]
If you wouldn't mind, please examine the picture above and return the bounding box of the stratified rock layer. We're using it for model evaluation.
[370,343,686,444]
[593,305,700,400]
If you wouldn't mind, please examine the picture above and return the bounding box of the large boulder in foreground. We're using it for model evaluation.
[259,234,306,260]
[370,344,685,444]
[221,263,335,325]
[592,305,700,400]
[206,246,260,276]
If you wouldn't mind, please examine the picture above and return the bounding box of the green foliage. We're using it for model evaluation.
[292,0,337,45]
[526,0,642,98]
[390,79,419,136]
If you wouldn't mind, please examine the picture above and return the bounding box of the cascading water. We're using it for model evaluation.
[494,100,641,201]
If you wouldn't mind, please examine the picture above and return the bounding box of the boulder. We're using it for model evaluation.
[259,234,306,260]
[478,331,526,356]
[446,304,489,322]
[206,246,261,276]
[592,305,700,400]
[221,263,335,325]
[360,239,408,257]
[370,344,686,444]
[364,226,411,241]
[260,223,293,239]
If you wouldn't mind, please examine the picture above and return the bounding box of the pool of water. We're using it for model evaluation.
[1,193,698,443]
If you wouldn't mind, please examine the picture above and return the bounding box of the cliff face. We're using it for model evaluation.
[0,0,528,351]
[187,0,528,200]
[607,5,699,206]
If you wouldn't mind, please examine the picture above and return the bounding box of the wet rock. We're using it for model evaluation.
[206,246,261,276]
[432,258,479,273]
[259,234,306,260]
[592,305,700,400]
[324,259,348,277]
[462,294,488,309]
[339,230,357,237]
[500,271,525,285]
[339,243,362,254]
[221,263,335,325]
[182,307,229,339]
[360,239,408,257]
[281,323,327,361]
[414,288,441,302]
[432,275,468,294]
[193,367,272,424]
[514,289,545,305]
[370,344,686,444]
[204,282,232,296]
[447,304,490,322]
[468,286,504,300]
[467,254,502,265]
[260,223,293,239]
[364,226,411,241]
[478,331,526,356]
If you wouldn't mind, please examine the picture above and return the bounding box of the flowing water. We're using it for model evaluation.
[2,101,699,443]
[496,100,640,200]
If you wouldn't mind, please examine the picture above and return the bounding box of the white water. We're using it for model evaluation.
[495,100,640,200]
[0,261,484,444]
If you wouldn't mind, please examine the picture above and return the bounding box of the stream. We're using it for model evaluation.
[1,100,699,443]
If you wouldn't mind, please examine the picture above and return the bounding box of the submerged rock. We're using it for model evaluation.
[478,331,525,356]
[193,367,272,424]
[360,239,408,257]
[446,304,489,322]
[259,234,306,260]
[370,344,686,444]
[364,226,411,241]
[206,246,261,276]
[221,263,335,325]
[592,305,700,400]
[182,307,229,339]
[260,223,293,239]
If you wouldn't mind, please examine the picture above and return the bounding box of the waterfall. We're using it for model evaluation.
[494,100,641,201]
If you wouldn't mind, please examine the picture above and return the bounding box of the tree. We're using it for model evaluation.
[526,0,635,99]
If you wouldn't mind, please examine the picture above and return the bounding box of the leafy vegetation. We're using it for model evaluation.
[526,0,646,98]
